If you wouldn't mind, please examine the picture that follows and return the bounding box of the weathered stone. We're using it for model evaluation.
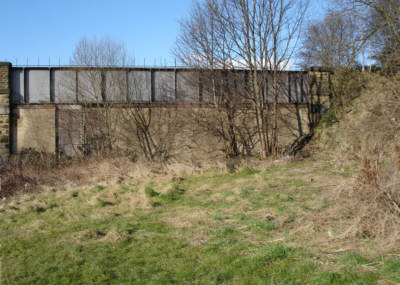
[0,148,9,155]
[0,136,8,143]
[0,105,9,115]
[0,116,9,124]
[0,62,10,159]
[16,107,55,153]
[0,96,9,104]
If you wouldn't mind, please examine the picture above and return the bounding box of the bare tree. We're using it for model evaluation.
[174,1,258,158]
[297,6,364,133]
[70,36,128,67]
[69,37,177,161]
[331,0,400,72]
[299,9,363,69]
[175,0,308,158]
[360,0,400,73]
[119,74,180,161]
[69,37,128,155]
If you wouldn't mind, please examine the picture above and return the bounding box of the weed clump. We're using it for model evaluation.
[321,110,339,127]
[98,199,114,207]
[94,185,105,191]
[249,243,291,263]
[145,185,159,198]
[216,226,237,235]
[339,252,369,266]
[160,184,185,202]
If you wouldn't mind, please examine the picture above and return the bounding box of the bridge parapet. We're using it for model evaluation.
[4,64,329,157]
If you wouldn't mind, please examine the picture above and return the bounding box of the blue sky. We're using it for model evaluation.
[1,0,327,67]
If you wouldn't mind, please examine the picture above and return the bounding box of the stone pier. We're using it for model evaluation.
[0,62,10,162]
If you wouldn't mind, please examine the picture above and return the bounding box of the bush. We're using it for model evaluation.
[0,149,59,197]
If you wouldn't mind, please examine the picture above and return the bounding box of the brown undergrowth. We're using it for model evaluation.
[1,74,400,258]
[312,74,400,252]
[0,150,230,199]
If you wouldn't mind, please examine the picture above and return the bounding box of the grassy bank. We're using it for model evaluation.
[0,158,398,284]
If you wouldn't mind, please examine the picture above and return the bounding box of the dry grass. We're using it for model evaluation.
[1,74,400,282]
[0,151,227,199]
[312,74,400,253]
[0,154,398,283]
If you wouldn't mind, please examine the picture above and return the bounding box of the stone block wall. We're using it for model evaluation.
[307,67,333,109]
[307,67,333,98]
[0,62,10,162]
[16,107,55,153]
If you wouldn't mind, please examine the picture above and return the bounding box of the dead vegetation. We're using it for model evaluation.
[2,73,399,262]
[0,149,226,198]
[1,141,399,283]
[312,73,400,252]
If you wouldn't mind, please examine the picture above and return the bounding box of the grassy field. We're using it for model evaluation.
[0,158,399,284]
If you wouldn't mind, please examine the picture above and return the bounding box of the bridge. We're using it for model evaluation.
[0,63,330,160]
[10,66,308,104]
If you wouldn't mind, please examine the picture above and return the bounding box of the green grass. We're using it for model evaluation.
[339,252,369,266]
[247,217,276,231]
[378,258,400,283]
[321,109,339,127]
[119,184,139,194]
[97,199,114,207]
[144,185,159,197]
[159,184,185,202]
[0,159,394,284]
[93,185,106,191]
